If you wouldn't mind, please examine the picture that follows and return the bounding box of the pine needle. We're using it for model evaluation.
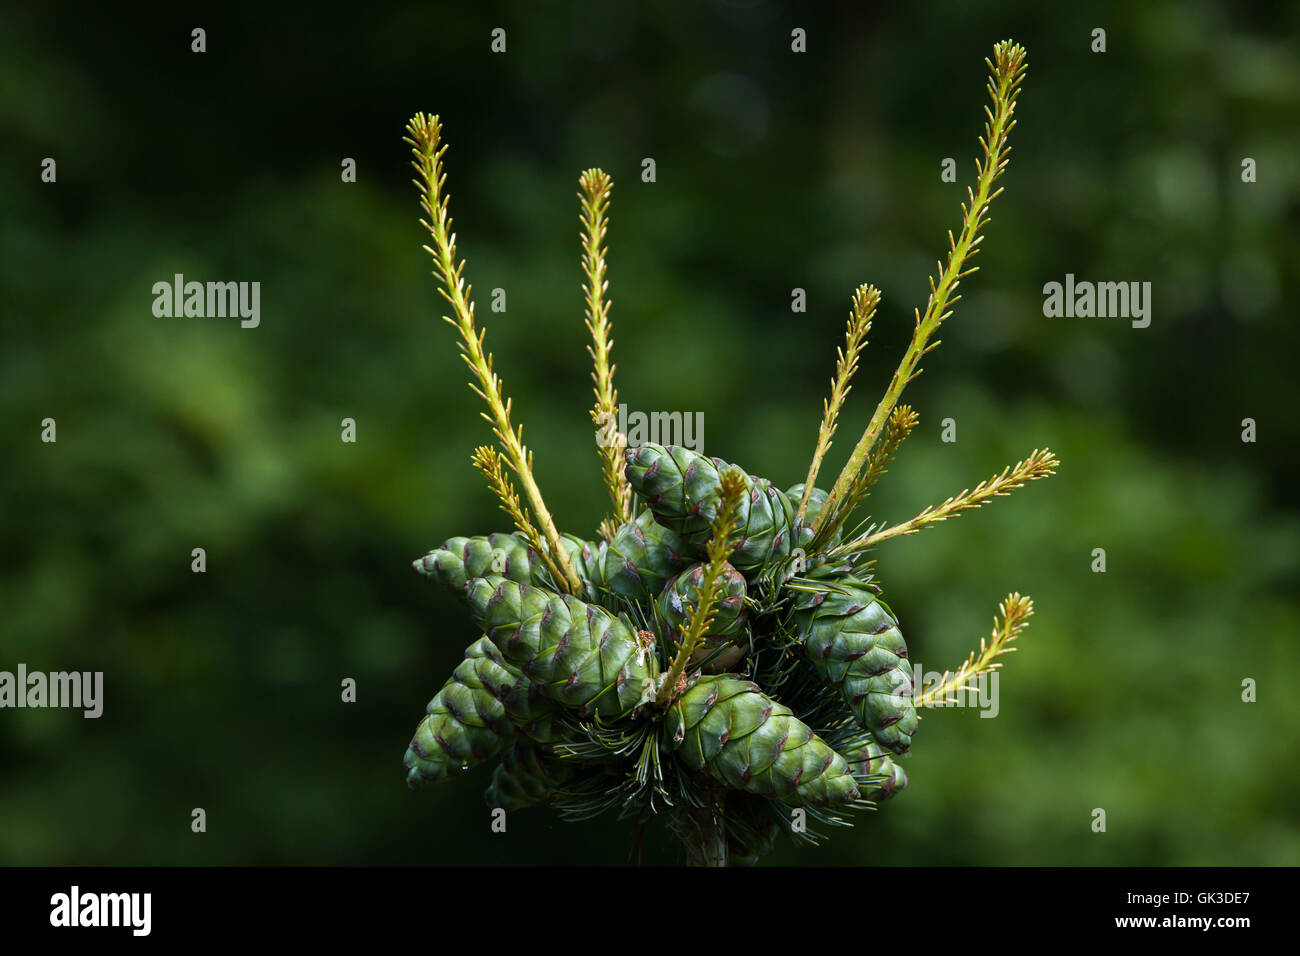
[655,469,746,706]
[796,284,878,524]
[580,168,634,536]
[813,41,1029,548]
[849,404,919,507]
[830,447,1059,558]
[916,592,1034,708]
[406,113,584,595]
[597,516,621,543]
[470,446,569,587]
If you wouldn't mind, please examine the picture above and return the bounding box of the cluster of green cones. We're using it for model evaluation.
[404,441,916,861]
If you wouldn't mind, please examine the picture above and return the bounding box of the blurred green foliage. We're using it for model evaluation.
[1,0,1297,865]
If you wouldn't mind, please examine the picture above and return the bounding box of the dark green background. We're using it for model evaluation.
[2,0,1297,865]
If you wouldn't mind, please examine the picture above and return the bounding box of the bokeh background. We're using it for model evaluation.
[2,0,1297,866]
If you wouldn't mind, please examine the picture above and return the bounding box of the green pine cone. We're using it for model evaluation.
[657,562,747,638]
[784,483,842,548]
[597,507,692,600]
[465,575,654,719]
[841,734,908,801]
[791,574,918,754]
[404,636,538,788]
[413,533,538,593]
[557,533,604,587]
[664,675,860,807]
[624,443,801,572]
[415,532,606,597]
[484,737,575,811]
[489,649,562,746]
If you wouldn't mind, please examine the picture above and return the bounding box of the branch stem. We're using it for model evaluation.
[654,471,746,707]
[916,592,1033,708]
[829,447,1058,559]
[407,114,584,595]
[580,168,634,533]
[796,285,877,524]
[812,43,1027,549]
